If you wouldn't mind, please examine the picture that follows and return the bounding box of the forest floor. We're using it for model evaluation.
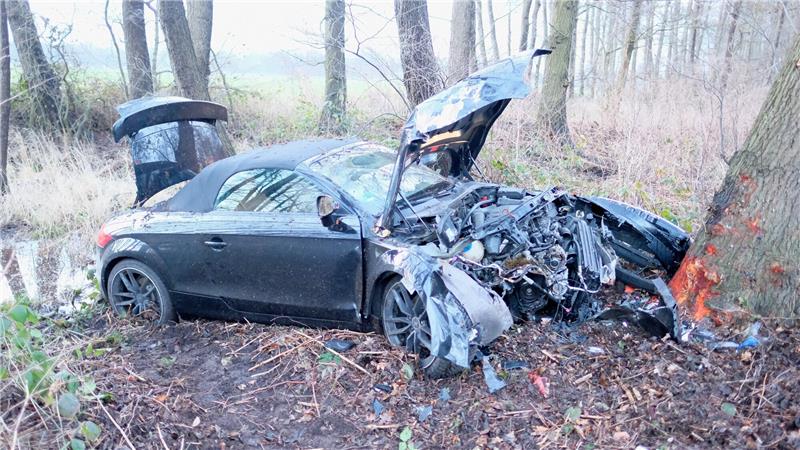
[9,304,797,450]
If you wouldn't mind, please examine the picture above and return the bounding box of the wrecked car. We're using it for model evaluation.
[97,50,690,377]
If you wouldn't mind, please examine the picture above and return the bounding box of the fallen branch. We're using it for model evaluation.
[294,330,371,376]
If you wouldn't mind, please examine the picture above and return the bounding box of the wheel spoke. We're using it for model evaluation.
[387,324,411,336]
[386,316,410,325]
[116,291,135,298]
[115,299,135,306]
[392,290,412,316]
[141,284,155,298]
[119,271,136,292]
[417,330,432,350]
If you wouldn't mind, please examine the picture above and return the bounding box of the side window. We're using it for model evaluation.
[214,169,324,213]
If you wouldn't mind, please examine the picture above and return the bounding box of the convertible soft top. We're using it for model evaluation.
[165,138,356,213]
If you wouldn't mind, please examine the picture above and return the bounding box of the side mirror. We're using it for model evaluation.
[316,195,355,233]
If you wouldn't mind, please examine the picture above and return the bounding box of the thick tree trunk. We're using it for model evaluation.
[448,0,477,83]
[158,0,209,100]
[186,0,213,95]
[475,0,488,67]
[615,0,643,91]
[0,0,9,195]
[122,0,153,99]
[485,0,500,61]
[319,0,346,134]
[670,34,800,320]
[6,0,62,130]
[394,0,443,107]
[535,0,577,148]
[519,0,533,51]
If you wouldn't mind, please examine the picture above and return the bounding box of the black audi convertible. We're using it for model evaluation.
[98,51,690,377]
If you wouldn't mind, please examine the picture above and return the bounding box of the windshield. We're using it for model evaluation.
[305,143,452,215]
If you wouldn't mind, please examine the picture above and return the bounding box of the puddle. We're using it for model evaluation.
[0,237,92,304]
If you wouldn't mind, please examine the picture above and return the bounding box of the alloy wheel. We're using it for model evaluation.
[383,282,437,368]
[109,268,162,321]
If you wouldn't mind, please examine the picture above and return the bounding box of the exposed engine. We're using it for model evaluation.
[419,185,617,319]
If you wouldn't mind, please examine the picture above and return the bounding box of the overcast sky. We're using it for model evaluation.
[26,1,523,73]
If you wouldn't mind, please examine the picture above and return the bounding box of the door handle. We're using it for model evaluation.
[204,237,227,250]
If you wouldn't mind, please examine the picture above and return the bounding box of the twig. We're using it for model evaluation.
[156,423,170,450]
[98,399,136,450]
[249,340,312,371]
[294,330,371,376]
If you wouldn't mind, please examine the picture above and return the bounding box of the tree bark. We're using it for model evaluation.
[394,0,443,107]
[485,0,500,61]
[615,0,643,91]
[158,0,208,100]
[720,0,742,92]
[0,0,9,195]
[643,0,655,78]
[6,0,62,130]
[448,0,477,83]
[519,0,533,51]
[654,0,669,79]
[533,0,548,87]
[535,0,577,148]
[319,0,346,134]
[669,33,800,320]
[527,0,541,50]
[105,0,129,99]
[578,1,590,96]
[122,0,153,99]
[186,0,213,95]
[688,0,704,66]
[475,0,488,67]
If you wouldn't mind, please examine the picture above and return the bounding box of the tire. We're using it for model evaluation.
[379,279,461,379]
[107,259,176,325]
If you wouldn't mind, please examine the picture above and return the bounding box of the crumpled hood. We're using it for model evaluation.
[378,49,551,231]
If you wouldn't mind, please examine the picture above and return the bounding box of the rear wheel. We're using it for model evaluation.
[107,259,175,325]
[380,279,460,379]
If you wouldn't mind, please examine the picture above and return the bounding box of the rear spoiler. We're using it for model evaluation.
[112,97,227,142]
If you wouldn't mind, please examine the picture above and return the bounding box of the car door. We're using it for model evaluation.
[198,168,364,324]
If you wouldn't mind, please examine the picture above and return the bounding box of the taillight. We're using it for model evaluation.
[96,224,113,248]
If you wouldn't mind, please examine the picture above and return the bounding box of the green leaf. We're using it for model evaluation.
[9,304,29,323]
[562,423,575,435]
[57,393,81,419]
[69,438,86,450]
[30,328,43,340]
[399,426,412,442]
[0,316,12,334]
[317,351,341,364]
[398,443,407,450]
[80,378,97,396]
[401,363,414,381]
[565,406,582,422]
[80,421,102,442]
[721,402,737,417]
[0,367,8,381]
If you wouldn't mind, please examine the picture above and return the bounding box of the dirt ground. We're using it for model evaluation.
[59,310,800,450]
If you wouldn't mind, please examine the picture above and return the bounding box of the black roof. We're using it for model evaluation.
[166,138,356,212]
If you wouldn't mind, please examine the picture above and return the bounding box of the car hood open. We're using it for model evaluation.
[112,96,229,204]
[378,49,551,231]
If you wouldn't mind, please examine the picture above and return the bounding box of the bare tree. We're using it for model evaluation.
[319,0,346,134]
[0,0,9,194]
[519,0,533,51]
[486,0,500,61]
[394,0,443,107]
[449,0,477,82]
[535,0,577,147]
[6,0,62,129]
[475,0,488,67]
[122,0,153,99]
[527,0,541,50]
[670,32,800,320]
[720,0,743,92]
[186,0,213,95]
[616,0,643,91]
[158,0,208,100]
[105,0,129,98]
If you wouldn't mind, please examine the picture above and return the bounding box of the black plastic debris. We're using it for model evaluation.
[501,360,530,371]
[481,354,506,394]
[417,405,433,422]
[373,383,393,394]
[324,339,356,352]
[594,278,681,339]
[372,399,384,418]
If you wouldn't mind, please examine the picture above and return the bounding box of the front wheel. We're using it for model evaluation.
[380,279,460,379]
[107,259,176,325]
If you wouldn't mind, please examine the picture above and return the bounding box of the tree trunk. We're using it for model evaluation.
[666,0,680,75]
[105,0,129,99]
[771,2,786,76]
[158,0,208,100]
[616,0,643,91]
[720,0,742,92]
[654,0,669,79]
[186,0,213,95]
[475,0,488,67]
[528,0,541,50]
[669,33,800,321]
[122,0,153,99]
[149,1,160,90]
[533,0,548,86]
[643,0,655,78]
[519,0,533,51]
[688,0,703,65]
[578,1,590,96]
[319,0,346,134]
[448,0,476,83]
[535,0,577,148]
[6,0,62,130]
[0,0,9,195]
[486,0,500,61]
[394,0,443,107]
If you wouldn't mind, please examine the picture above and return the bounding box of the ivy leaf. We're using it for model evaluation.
[565,406,582,422]
[57,393,81,419]
[8,304,29,324]
[721,402,737,417]
[69,438,86,450]
[80,421,102,442]
[401,363,414,381]
[399,426,412,442]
